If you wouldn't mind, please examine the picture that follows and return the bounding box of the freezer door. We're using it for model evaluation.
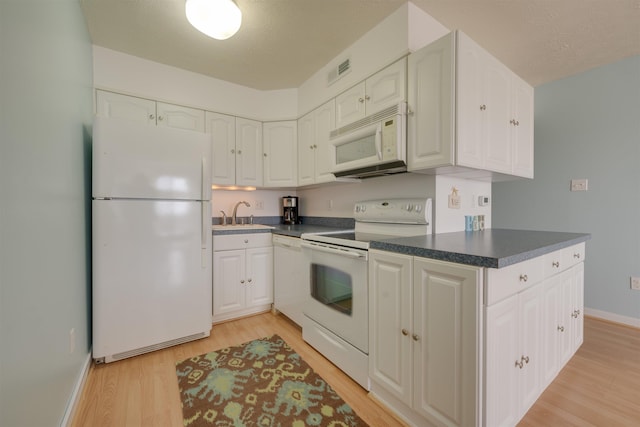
[92,199,212,360]
[93,116,211,201]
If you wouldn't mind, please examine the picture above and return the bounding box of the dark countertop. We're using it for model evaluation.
[370,229,591,268]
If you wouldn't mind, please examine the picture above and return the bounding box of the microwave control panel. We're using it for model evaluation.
[381,117,397,160]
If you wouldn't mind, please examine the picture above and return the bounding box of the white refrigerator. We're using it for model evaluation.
[92,117,212,363]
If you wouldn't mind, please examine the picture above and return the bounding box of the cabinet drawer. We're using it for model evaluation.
[543,243,586,277]
[213,233,272,251]
[485,256,544,305]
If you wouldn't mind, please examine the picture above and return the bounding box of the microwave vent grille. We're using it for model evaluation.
[330,103,404,138]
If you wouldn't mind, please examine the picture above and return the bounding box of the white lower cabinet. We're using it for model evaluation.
[369,250,481,427]
[485,283,543,427]
[212,233,273,322]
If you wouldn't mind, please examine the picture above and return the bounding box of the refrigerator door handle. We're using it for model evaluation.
[201,157,207,201]
[201,202,208,268]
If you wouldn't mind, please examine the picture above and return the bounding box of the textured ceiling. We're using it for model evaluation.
[81,0,640,90]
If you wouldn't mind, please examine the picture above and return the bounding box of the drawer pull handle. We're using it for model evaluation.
[552,261,560,268]
[557,325,565,332]
[519,274,528,282]
[574,253,581,259]
[401,329,409,336]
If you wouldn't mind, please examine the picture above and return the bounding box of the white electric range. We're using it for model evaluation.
[299,198,432,389]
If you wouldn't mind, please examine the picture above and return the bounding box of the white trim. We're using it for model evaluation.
[60,350,92,427]
[585,307,640,328]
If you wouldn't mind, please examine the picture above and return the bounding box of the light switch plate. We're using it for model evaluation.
[570,179,588,191]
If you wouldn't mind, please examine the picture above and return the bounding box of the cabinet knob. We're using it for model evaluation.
[515,120,520,126]
[358,98,365,103]
[365,95,371,101]
[521,355,529,364]
[158,115,164,121]
[240,279,245,284]
[412,334,419,342]
[237,150,242,155]
[313,144,317,149]
[309,145,314,149]
[552,261,560,268]
[263,153,267,157]
[557,325,565,332]
[479,104,486,111]
[519,274,528,282]
[244,239,249,243]
[515,360,524,369]
[401,329,409,336]
[248,278,252,283]
[574,253,581,259]
[149,114,155,120]
[231,149,235,154]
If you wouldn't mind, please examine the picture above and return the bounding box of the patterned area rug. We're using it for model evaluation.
[175,334,368,426]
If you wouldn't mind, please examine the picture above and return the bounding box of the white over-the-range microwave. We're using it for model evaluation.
[329,102,407,179]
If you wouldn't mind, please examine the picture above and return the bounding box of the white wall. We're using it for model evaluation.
[93,46,298,121]
[0,1,93,425]
[297,2,449,116]
[434,176,492,233]
[298,173,436,218]
[212,189,296,221]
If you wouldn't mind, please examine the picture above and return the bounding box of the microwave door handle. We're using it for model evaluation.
[375,123,383,160]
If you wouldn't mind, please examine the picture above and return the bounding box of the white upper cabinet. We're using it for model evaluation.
[407,31,534,179]
[297,99,336,186]
[207,113,262,186]
[263,121,297,187]
[206,112,236,185]
[96,90,205,132]
[335,59,406,128]
[235,118,263,187]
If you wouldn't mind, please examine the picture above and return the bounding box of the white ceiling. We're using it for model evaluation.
[81,0,640,90]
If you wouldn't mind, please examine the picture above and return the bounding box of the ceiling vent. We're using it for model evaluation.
[327,58,351,86]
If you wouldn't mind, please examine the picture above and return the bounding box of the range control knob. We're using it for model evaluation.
[415,204,422,213]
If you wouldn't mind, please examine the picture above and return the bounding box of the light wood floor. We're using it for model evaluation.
[71,314,640,427]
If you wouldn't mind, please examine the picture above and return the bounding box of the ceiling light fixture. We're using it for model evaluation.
[185,0,242,41]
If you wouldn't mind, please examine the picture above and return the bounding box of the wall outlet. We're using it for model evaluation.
[570,179,588,192]
[631,277,640,290]
[255,200,264,210]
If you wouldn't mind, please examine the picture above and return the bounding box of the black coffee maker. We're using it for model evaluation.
[282,196,299,224]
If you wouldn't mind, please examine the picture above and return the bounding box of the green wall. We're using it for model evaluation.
[493,55,640,322]
[0,0,93,425]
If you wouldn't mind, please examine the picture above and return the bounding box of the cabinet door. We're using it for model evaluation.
[542,275,562,387]
[263,121,297,187]
[407,32,455,171]
[570,263,584,351]
[213,250,245,318]
[456,32,485,169]
[335,81,366,128]
[235,118,263,187]
[413,258,480,427]
[313,99,336,183]
[96,90,156,125]
[518,284,544,416]
[365,59,406,117]
[156,102,205,132]
[485,295,520,427]
[482,58,512,174]
[207,112,236,185]
[558,270,574,366]
[511,76,534,178]
[368,250,413,404]
[245,247,273,307]
[297,111,316,186]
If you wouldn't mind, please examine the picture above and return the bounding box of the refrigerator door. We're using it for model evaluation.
[93,116,211,201]
[92,199,212,361]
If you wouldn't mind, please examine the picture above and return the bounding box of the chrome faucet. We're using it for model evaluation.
[231,201,250,225]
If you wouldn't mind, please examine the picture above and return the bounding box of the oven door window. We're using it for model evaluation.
[310,263,352,316]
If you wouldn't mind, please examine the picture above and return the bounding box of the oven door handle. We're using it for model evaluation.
[300,241,367,260]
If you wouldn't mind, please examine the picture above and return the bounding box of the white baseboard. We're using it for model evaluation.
[585,307,640,328]
[60,350,92,427]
